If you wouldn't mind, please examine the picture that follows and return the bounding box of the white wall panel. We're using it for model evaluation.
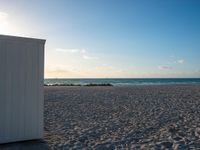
[0,35,45,144]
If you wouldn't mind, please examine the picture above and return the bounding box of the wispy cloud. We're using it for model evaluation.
[45,64,82,78]
[56,48,98,60]
[83,55,98,60]
[169,54,185,65]
[56,48,86,53]
[176,59,185,64]
[195,69,200,74]
[158,65,172,70]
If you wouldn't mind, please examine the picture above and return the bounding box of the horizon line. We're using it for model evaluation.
[44,77,200,79]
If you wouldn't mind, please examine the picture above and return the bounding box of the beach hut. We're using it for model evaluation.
[0,35,45,144]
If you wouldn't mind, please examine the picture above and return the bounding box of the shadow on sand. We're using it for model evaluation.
[0,140,49,150]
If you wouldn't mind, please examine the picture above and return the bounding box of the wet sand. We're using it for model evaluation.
[43,84,200,149]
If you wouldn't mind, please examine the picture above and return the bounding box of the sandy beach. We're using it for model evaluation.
[1,1,200,149]
[42,84,200,149]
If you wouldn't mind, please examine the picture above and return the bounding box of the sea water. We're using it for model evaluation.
[44,78,200,86]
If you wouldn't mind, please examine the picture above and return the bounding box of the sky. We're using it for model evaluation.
[0,0,200,78]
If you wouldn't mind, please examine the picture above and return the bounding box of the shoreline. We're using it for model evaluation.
[44,83,200,87]
[44,83,113,86]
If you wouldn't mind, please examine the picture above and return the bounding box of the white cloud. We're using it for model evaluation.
[83,55,98,60]
[158,65,172,70]
[81,49,86,53]
[177,59,185,64]
[56,48,99,60]
[56,48,87,53]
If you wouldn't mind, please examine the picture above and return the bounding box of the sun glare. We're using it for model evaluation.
[0,12,9,34]
[0,11,20,35]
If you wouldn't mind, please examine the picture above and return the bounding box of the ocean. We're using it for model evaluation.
[44,78,200,86]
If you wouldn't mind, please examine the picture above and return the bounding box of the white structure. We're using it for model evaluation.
[0,35,45,144]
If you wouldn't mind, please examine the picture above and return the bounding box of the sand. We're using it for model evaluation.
[43,84,200,149]
[1,84,200,150]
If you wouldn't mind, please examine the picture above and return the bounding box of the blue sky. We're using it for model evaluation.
[0,0,200,78]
